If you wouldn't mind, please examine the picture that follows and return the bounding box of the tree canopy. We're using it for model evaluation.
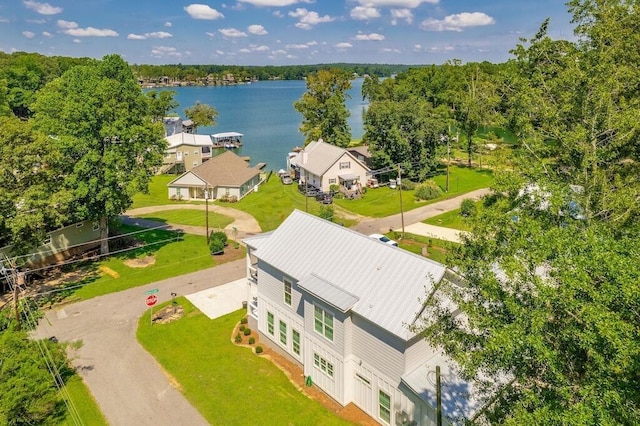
[184,101,218,132]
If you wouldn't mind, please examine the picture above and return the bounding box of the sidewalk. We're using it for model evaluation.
[403,223,469,243]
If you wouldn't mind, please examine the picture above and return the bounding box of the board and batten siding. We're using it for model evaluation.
[350,314,405,381]
[257,296,304,363]
[256,261,304,316]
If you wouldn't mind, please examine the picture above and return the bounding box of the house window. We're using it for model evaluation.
[339,161,350,169]
[184,151,189,156]
[279,320,287,345]
[328,178,336,184]
[267,311,274,335]
[284,279,292,306]
[43,235,52,245]
[379,390,391,424]
[313,352,334,378]
[314,306,334,341]
[292,329,300,355]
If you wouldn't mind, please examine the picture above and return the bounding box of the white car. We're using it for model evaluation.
[369,233,398,246]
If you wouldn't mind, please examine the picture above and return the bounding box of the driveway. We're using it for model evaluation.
[34,259,245,426]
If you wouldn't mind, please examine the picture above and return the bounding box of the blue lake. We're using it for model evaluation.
[164,78,367,171]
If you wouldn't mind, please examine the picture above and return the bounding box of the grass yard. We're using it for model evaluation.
[58,375,107,426]
[137,301,352,426]
[334,166,493,218]
[41,225,243,304]
[130,174,187,209]
[219,175,355,232]
[395,233,457,265]
[423,199,484,231]
[137,209,234,229]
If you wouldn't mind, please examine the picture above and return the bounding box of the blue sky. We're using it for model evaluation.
[1,1,576,65]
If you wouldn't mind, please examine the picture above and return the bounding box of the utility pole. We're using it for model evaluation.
[398,164,405,239]
[205,184,210,245]
[436,365,442,426]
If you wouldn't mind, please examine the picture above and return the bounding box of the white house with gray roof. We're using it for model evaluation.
[243,210,481,425]
[291,140,370,196]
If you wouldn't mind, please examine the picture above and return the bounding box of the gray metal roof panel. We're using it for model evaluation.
[298,273,360,312]
[253,210,446,340]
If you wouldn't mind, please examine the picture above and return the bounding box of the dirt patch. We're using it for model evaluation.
[124,255,156,268]
[153,304,184,324]
[232,320,378,425]
[212,245,246,263]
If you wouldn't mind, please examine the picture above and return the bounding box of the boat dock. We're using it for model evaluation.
[212,131,243,149]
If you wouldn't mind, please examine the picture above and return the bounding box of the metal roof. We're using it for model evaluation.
[245,210,446,340]
[298,273,360,312]
[165,132,213,148]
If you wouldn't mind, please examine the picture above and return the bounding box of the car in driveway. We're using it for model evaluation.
[369,233,398,246]
[281,174,293,185]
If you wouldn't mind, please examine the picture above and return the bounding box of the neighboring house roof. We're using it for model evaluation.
[165,132,213,149]
[348,145,371,158]
[172,150,260,187]
[244,210,446,340]
[294,140,370,176]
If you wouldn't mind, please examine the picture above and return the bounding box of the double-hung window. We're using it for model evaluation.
[379,390,391,423]
[267,311,274,335]
[279,320,287,345]
[292,329,301,355]
[284,279,292,306]
[314,306,334,341]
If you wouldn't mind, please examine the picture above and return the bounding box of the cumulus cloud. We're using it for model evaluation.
[151,45,181,58]
[355,0,437,7]
[286,44,309,49]
[421,12,495,31]
[127,31,172,40]
[351,6,380,21]
[205,32,216,38]
[248,24,267,35]
[219,28,247,37]
[57,20,118,37]
[42,31,53,37]
[391,9,413,25]
[335,42,353,49]
[184,4,224,20]
[238,0,307,6]
[355,32,385,41]
[22,31,36,38]
[23,0,62,15]
[164,21,172,27]
[240,44,270,53]
[289,8,334,30]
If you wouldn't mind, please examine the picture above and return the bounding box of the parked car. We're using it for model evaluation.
[281,174,293,185]
[369,233,398,246]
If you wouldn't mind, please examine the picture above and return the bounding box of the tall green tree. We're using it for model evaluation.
[418,2,640,424]
[184,101,218,132]
[32,54,166,255]
[145,89,178,123]
[294,69,352,147]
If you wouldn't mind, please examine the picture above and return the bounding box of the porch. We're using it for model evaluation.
[338,174,363,199]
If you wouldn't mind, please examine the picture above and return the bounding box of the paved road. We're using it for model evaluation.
[34,259,245,426]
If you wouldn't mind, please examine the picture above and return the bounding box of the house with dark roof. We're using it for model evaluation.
[167,150,265,201]
[244,210,482,426]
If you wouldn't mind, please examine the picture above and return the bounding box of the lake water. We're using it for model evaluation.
[164,78,367,170]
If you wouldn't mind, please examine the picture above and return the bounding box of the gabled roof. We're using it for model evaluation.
[244,210,446,340]
[294,140,370,176]
[171,150,261,187]
[165,132,213,149]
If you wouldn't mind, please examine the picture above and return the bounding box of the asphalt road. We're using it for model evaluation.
[34,259,245,426]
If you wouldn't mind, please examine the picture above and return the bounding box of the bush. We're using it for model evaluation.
[240,317,248,325]
[209,231,228,246]
[235,333,242,343]
[460,198,477,217]
[255,346,263,354]
[400,179,417,190]
[248,337,255,345]
[415,180,443,201]
[329,184,339,193]
[209,237,225,255]
[239,325,245,332]
[319,205,334,222]
[243,328,251,336]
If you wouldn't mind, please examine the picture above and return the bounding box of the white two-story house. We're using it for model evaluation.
[244,210,481,426]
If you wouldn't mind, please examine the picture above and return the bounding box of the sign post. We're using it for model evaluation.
[145,289,158,325]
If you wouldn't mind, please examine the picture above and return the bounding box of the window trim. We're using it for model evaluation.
[314,305,334,342]
[313,352,334,378]
[279,320,287,345]
[292,329,301,356]
[284,278,292,306]
[379,390,391,424]
[267,311,274,335]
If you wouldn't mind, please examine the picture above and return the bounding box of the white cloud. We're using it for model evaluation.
[57,20,118,37]
[219,28,247,37]
[0,17,10,23]
[355,0,437,7]
[23,0,62,15]
[355,32,385,41]
[127,31,172,40]
[306,40,318,46]
[351,6,380,21]
[286,44,309,49]
[238,0,307,6]
[206,32,216,38]
[391,9,413,25]
[215,50,225,55]
[164,21,172,27]
[22,31,36,38]
[151,45,181,58]
[421,12,495,32]
[289,8,334,30]
[381,47,401,53]
[27,18,46,24]
[335,42,353,49]
[184,4,224,20]
[248,24,267,35]
[42,31,52,37]
[72,38,80,43]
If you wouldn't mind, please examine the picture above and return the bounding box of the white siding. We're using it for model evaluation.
[170,172,206,186]
[404,336,439,375]
[304,337,344,404]
[351,314,405,380]
[257,261,304,316]
[303,299,346,355]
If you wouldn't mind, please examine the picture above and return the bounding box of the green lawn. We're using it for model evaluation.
[423,200,484,231]
[137,301,352,426]
[130,175,187,209]
[42,225,242,304]
[396,233,457,265]
[137,209,234,229]
[58,375,107,426]
[333,166,493,218]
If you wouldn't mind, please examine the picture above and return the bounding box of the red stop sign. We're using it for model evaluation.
[146,294,158,307]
